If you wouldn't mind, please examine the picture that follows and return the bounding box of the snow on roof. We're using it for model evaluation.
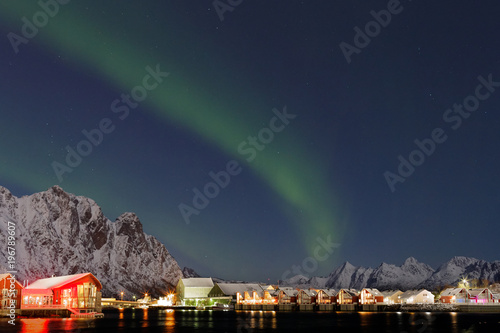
[25,273,101,290]
[0,273,23,288]
[380,290,402,297]
[299,289,317,297]
[399,289,433,299]
[441,288,467,297]
[279,288,298,297]
[399,290,420,299]
[337,289,358,297]
[181,278,214,288]
[318,289,336,296]
[468,288,488,297]
[363,288,383,296]
[216,283,263,295]
[0,273,11,281]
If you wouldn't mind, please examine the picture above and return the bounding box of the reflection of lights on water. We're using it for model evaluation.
[19,318,50,333]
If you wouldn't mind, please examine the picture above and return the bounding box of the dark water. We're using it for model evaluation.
[1,309,500,332]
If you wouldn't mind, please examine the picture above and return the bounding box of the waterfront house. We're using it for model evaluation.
[315,289,336,304]
[21,273,102,313]
[0,273,23,309]
[359,288,384,305]
[243,290,263,304]
[277,287,298,304]
[175,278,214,306]
[380,290,403,304]
[297,289,316,305]
[336,289,359,304]
[398,289,434,304]
[262,289,279,304]
[468,288,493,304]
[492,293,500,303]
[209,283,261,305]
[439,288,469,304]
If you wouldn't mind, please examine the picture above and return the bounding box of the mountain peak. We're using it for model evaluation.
[403,257,419,265]
[182,267,200,278]
[0,184,183,297]
[342,261,355,269]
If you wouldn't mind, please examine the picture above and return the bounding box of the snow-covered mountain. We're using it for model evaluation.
[182,267,200,278]
[0,185,183,297]
[283,257,500,291]
[325,262,374,290]
[418,256,500,289]
[367,257,435,290]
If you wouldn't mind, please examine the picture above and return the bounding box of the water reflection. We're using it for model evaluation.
[4,309,498,332]
[19,318,49,333]
[164,309,175,333]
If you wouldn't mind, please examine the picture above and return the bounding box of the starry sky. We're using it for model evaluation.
[1,1,499,282]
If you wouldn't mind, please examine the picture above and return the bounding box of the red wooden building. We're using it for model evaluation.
[315,289,337,304]
[336,289,359,304]
[297,289,316,305]
[1,273,23,309]
[22,273,102,313]
[359,288,384,304]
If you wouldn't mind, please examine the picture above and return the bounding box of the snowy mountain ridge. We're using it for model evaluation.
[0,185,183,297]
[284,256,500,291]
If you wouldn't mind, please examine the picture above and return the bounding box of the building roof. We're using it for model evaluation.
[380,290,402,297]
[399,290,419,299]
[0,273,24,289]
[468,288,489,297]
[399,289,433,300]
[25,273,102,290]
[337,289,358,297]
[362,288,383,297]
[299,289,317,297]
[441,288,467,297]
[318,289,336,297]
[217,283,263,296]
[181,278,214,288]
[279,287,298,297]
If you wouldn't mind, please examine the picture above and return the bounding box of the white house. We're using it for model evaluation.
[380,290,403,304]
[175,278,214,305]
[399,289,434,304]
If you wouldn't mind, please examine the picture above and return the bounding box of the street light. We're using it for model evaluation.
[121,292,124,301]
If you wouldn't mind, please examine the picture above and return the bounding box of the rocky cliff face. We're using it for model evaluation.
[0,185,183,297]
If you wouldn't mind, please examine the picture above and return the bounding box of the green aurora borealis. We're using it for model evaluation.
[0,2,345,277]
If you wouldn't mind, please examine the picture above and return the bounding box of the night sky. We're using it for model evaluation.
[1,1,499,282]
